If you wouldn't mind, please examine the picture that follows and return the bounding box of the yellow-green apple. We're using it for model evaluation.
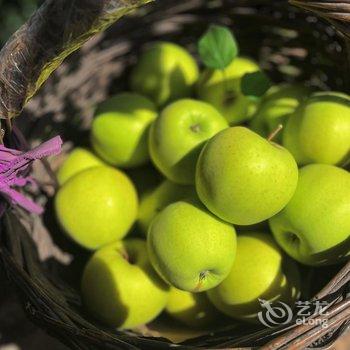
[91,93,157,168]
[130,42,199,107]
[138,180,197,235]
[197,57,260,125]
[250,84,311,142]
[207,232,300,322]
[149,99,228,184]
[196,127,298,225]
[57,147,104,185]
[147,200,236,292]
[269,164,350,266]
[55,166,138,250]
[81,239,169,329]
[166,287,222,328]
[283,92,350,165]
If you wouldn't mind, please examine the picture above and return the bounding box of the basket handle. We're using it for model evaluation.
[290,0,350,38]
[0,0,152,121]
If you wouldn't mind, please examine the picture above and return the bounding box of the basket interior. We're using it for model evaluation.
[4,0,349,348]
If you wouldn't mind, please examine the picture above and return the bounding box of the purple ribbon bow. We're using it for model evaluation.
[0,136,62,215]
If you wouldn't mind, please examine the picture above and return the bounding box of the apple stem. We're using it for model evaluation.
[190,124,201,133]
[267,124,283,142]
[194,271,209,292]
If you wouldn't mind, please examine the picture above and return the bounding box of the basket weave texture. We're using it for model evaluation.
[0,0,349,349]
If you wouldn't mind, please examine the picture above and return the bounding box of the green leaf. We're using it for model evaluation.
[241,71,271,98]
[198,25,238,70]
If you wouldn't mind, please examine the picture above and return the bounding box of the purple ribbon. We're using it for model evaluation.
[0,136,62,214]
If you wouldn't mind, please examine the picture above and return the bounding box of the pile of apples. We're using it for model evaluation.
[54,26,350,331]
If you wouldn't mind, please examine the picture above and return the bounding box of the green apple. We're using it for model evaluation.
[283,92,350,165]
[55,166,138,250]
[138,180,197,235]
[166,287,221,329]
[91,93,157,168]
[81,239,169,329]
[130,42,199,107]
[196,127,298,225]
[57,147,104,186]
[269,164,350,266]
[207,232,300,322]
[149,99,228,184]
[250,84,312,142]
[197,57,260,125]
[147,200,236,292]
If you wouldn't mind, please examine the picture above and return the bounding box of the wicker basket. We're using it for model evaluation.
[0,0,349,349]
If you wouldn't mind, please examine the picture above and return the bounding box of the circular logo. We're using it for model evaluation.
[257,299,293,328]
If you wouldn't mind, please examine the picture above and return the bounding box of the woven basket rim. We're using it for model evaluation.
[0,1,349,349]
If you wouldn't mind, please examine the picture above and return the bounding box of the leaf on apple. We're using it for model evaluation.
[198,25,239,70]
[241,71,271,98]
